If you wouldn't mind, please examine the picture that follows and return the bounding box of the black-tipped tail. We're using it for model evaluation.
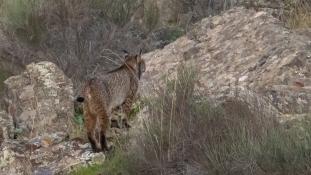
[76,97,85,102]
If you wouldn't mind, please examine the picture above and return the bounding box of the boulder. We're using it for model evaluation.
[0,61,108,174]
[141,7,311,118]
[3,61,75,139]
[0,136,105,175]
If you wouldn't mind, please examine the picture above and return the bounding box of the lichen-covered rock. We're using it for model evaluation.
[0,61,109,174]
[0,136,104,175]
[142,7,311,117]
[0,141,32,175]
[3,61,75,139]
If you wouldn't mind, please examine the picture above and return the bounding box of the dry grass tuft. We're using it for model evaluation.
[284,0,311,29]
[90,64,311,175]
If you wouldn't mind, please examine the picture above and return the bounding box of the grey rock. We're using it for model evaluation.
[3,61,75,139]
[0,135,104,175]
[142,7,311,119]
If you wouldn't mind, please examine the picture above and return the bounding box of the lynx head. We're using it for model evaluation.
[123,49,146,79]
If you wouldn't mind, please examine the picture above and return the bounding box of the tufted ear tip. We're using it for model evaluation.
[122,49,129,58]
[122,49,129,54]
[136,49,144,62]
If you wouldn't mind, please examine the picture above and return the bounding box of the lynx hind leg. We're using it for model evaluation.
[110,119,120,128]
[100,112,111,152]
[100,132,110,152]
[84,110,102,152]
[87,132,101,152]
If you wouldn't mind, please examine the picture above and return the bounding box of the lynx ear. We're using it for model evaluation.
[137,49,143,62]
[138,60,146,79]
[122,49,129,54]
[122,49,129,59]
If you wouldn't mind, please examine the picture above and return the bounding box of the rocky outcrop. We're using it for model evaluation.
[0,137,106,175]
[3,61,75,139]
[142,7,311,118]
[0,61,109,174]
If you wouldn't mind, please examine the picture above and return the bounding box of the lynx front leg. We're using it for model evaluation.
[120,98,133,129]
[110,106,121,129]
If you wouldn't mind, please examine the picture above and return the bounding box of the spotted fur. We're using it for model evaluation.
[77,51,145,152]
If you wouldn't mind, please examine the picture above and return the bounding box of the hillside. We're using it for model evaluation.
[0,0,311,175]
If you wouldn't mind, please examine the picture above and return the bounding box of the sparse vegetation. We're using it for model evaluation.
[128,100,143,120]
[143,0,159,31]
[73,64,311,175]
[70,164,104,175]
[165,27,185,42]
[91,0,139,26]
[71,108,86,139]
[0,0,45,45]
[284,0,311,29]
[0,0,309,93]
[71,135,135,175]
[0,69,9,93]
[131,65,311,175]
[71,153,133,175]
[1,0,311,174]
